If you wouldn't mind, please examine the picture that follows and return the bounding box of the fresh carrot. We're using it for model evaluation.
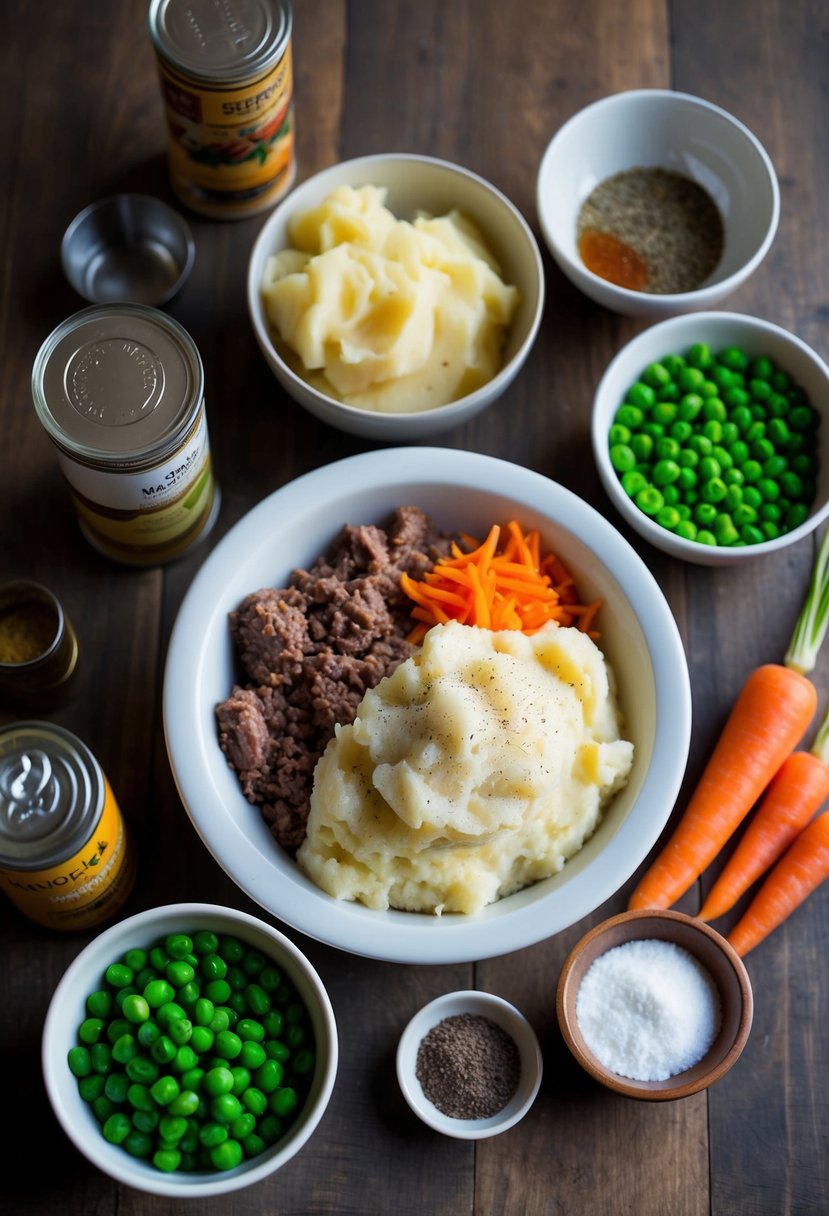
[698,703,829,922]
[628,527,829,912]
[726,811,829,956]
[400,520,602,643]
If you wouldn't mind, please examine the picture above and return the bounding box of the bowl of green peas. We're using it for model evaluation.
[592,312,829,565]
[42,903,338,1198]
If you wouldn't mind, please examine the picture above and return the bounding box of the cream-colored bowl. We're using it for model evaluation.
[592,312,829,565]
[536,89,779,318]
[42,903,338,1198]
[247,153,544,439]
[163,448,691,964]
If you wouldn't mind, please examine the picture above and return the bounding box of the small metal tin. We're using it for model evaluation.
[31,303,220,566]
[148,0,295,220]
[61,193,195,307]
[0,722,137,931]
[0,581,79,707]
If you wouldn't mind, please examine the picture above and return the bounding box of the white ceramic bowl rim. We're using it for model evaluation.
[395,990,543,1138]
[163,447,691,963]
[246,151,545,422]
[591,311,829,565]
[537,88,780,306]
[42,902,338,1198]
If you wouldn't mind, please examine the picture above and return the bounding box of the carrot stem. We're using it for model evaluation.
[726,811,829,956]
[784,526,829,674]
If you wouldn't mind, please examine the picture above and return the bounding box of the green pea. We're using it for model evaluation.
[103,1112,132,1145]
[204,980,232,1005]
[293,1048,316,1075]
[763,455,788,479]
[787,503,811,529]
[620,469,649,498]
[642,421,665,440]
[733,503,759,526]
[126,1055,159,1084]
[265,1038,290,1063]
[662,485,681,506]
[258,967,282,993]
[172,1045,199,1073]
[215,1030,243,1060]
[154,1147,182,1172]
[150,1075,180,1106]
[211,1139,244,1171]
[123,948,148,973]
[675,520,698,541]
[112,1033,139,1064]
[241,1086,268,1116]
[79,1017,105,1044]
[165,934,194,960]
[245,984,271,1017]
[204,1066,235,1097]
[151,1035,177,1065]
[630,433,653,461]
[194,931,219,956]
[758,478,781,502]
[780,471,804,499]
[269,1087,298,1117]
[677,467,698,491]
[137,1021,161,1049]
[92,1096,115,1123]
[68,1046,92,1078]
[696,530,717,546]
[239,1040,267,1070]
[86,991,113,1020]
[789,404,816,431]
[741,524,766,545]
[651,402,677,427]
[742,459,763,484]
[122,994,150,1024]
[104,1072,128,1104]
[144,979,175,1009]
[127,1082,154,1111]
[169,1089,201,1117]
[258,1115,284,1145]
[625,383,655,411]
[719,345,749,371]
[254,1058,285,1093]
[609,423,631,446]
[677,392,703,422]
[91,1043,112,1074]
[191,1025,215,1055]
[105,963,134,989]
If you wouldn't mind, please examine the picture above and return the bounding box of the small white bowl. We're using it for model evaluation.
[592,312,829,566]
[42,903,338,1198]
[536,89,779,318]
[396,990,543,1138]
[247,153,544,439]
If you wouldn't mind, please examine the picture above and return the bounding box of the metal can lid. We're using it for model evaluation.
[149,0,291,84]
[0,722,103,870]
[31,303,204,467]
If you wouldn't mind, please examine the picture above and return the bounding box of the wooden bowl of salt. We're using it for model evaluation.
[556,908,753,1100]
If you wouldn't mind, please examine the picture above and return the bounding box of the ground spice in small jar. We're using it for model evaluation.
[577,166,725,294]
[415,1012,521,1120]
[0,582,79,706]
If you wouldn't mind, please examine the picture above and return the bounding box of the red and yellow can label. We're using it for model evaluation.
[157,44,295,217]
[0,778,136,931]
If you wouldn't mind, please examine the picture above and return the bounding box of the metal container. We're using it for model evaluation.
[0,722,137,931]
[0,581,79,707]
[61,193,195,307]
[148,0,295,220]
[31,303,220,566]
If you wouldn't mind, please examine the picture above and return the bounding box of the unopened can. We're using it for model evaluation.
[0,723,137,931]
[31,304,220,566]
[148,0,295,220]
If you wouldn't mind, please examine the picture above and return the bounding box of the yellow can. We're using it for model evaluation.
[148,0,295,220]
[0,722,137,931]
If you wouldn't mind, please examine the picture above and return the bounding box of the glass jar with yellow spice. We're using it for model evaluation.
[0,582,78,706]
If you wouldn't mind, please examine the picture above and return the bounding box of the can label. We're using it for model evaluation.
[0,724,136,932]
[56,406,217,558]
[157,45,294,216]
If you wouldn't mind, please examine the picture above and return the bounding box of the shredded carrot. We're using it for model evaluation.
[400,521,601,643]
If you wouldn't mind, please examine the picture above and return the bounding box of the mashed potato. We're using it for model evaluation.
[297,620,634,914]
[261,184,520,413]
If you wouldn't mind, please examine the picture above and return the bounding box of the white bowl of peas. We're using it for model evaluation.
[42,903,338,1198]
[592,312,829,565]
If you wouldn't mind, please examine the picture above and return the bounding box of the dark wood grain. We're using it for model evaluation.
[1,2,828,1213]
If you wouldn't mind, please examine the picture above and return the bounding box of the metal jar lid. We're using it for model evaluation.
[0,722,102,869]
[31,303,204,469]
[148,0,292,85]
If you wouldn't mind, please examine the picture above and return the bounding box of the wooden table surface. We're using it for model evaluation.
[3,2,828,1213]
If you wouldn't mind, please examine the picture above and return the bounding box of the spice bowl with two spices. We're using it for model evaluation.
[396,990,543,1138]
[556,909,753,1101]
[536,89,779,319]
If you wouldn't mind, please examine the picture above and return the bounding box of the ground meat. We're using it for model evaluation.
[216,506,452,852]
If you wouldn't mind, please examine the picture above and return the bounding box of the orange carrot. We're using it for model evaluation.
[727,811,829,956]
[400,520,602,643]
[628,527,829,913]
[628,664,818,911]
[698,703,829,922]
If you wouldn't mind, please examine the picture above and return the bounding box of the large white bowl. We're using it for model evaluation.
[42,903,338,1198]
[247,153,544,440]
[536,89,779,318]
[592,312,829,566]
[163,448,691,963]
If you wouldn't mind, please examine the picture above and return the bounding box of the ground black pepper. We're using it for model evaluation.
[415,1012,521,1119]
[577,166,725,294]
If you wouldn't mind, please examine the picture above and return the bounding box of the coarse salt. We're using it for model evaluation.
[575,938,721,1082]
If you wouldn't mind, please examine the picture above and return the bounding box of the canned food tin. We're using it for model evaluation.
[0,581,79,707]
[0,723,137,931]
[148,0,295,220]
[32,304,220,566]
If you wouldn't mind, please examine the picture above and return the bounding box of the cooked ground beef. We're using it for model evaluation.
[216,505,452,851]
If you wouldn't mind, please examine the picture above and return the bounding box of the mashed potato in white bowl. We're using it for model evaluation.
[163,447,691,964]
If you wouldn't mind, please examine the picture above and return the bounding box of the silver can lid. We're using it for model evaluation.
[0,722,102,869]
[32,303,204,466]
[149,0,291,84]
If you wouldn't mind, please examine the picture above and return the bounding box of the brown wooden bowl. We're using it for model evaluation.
[556,909,753,1100]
